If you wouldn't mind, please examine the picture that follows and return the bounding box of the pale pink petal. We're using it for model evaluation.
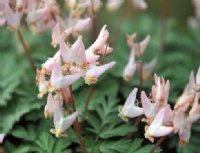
[106,0,124,11]
[71,36,86,66]
[141,91,156,119]
[196,66,200,84]
[151,126,173,137]
[51,23,61,47]
[60,112,78,131]
[139,35,150,55]
[0,133,5,143]
[132,0,148,10]
[73,18,91,34]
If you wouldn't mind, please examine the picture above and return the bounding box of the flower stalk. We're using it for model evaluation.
[150,136,167,153]
[68,85,87,153]
[17,29,35,72]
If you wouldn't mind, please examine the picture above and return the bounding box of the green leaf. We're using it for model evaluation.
[35,132,72,153]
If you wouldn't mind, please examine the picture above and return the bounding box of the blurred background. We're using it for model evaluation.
[0,0,200,153]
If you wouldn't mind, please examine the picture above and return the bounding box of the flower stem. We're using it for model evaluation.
[17,29,35,72]
[150,136,167,153]
[81,85,94,127]
[68,85,87,153]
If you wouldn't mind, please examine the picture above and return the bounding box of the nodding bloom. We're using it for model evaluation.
[145,108,173,143]
[50,104,78,137]
[0,133,5,143]
[50,59,83,89]
[142,58,157,80]
[119,88,143,122]
[3,1,22,30]
[44,92,63,118]
[85,61,116,85]
[174,69,199,110]
[132,0,148,10]
[123,33,155,81]
[106,0,124,12]
[151,74,170,108]
[126,33,150,57]
[141,90,173,124]
[123,49,137,81]
[106,0,147,11]
[174,94,200,144]
[88,25,110,54]
[141,91,158,123]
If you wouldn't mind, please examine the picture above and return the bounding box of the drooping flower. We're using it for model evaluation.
[106,0,124,12]
[50,104,78,137]
[123,49,137,81]
[0,133,5,143]
[126,33,150,57]
[119,88,143,122]
[142,58,157,80]
[84,61,116,85]
[151,74,170,108]
[50,60,83,89]
[44,92,63,118]
[145,107,173,142]
[174,94,200,144]
[132,0,148,10]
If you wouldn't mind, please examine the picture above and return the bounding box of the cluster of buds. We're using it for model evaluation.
[0,0,100,34]
[123,33,157,81]
[36,23,115,137]
[119,67,200,144]
[106,0,148,12]
[188,0,200,28]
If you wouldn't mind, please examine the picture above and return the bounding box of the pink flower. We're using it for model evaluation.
[73,18,92,35]
[50,104,78,137]
[51,23,62,47]
[126,33,150,57]
[174,71,196,110]
[145,108,173,142]
[174,94,200,144]
[142,58,157,80]
[132,0,148,10]
[119,88,143,122]
[0,133,5,143]
[84,61,116,85]
[59,35,86,66]
[141,91,158,122]
[151,74,170,108]
[89,25,109,54]
[106,0,124,12]
[44,92,63,118]
[50,60,83,89]
[5,3,22,30]
[123,49,137,81]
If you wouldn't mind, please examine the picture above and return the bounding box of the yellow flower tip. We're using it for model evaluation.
[118,107,129,122]
[37,93,44,99]
[179,139,187,145]
[44,111,50,119]
[123,75,131,82]
[85,75,97,85]
[50,128,64,138]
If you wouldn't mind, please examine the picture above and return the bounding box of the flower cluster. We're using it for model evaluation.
[36,24,115,137]
[123,33,157,81]
[119,67,200,144]
[0,0,101,34]
[106,0,148,12]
